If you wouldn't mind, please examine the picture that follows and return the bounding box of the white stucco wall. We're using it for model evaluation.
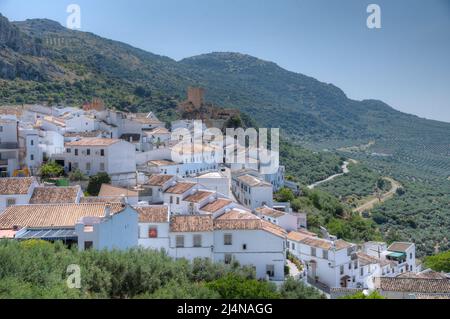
[214,229,285,281]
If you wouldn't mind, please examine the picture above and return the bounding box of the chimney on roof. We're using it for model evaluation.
[105,204,111,218]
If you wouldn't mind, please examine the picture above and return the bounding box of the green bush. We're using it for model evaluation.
[87,172,111,196]
[0,240,327,299]
[279,277,325,299]
[39,161,64,179]
[424,251,450,272]
[206,274,280,299]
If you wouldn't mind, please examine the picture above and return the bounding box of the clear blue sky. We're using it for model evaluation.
[1,0,449,122]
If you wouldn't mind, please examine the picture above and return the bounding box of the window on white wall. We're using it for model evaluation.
[266,265,275,277]
[6,198,16,207]
[176,235,184,248]
[224,234,232,245]
[224,254,232,264]
[193,234,202,247]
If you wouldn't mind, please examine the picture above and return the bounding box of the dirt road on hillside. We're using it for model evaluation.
[353,177,402,215]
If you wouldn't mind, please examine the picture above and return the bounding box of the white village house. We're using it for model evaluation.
[54,138,137,186]
[231,173,273,210]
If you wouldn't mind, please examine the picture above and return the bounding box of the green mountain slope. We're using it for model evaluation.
[1,15,450,254]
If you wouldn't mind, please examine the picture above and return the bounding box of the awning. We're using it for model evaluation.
[15,228,77,240]
[387,251,406,258]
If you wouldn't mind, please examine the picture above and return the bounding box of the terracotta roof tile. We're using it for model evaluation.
[29,186,80,204]
[214,209,286,238]
[237,174,272,187]
[43,116,66,127]
[287,230,312,242]
[79,197,124,204]
[415,293,450,299]
[184,191,214,203]
[65,138,120,147]
[298,236,353,251]
[255,206,285,218]
[170,215,213,232]
[64,131,103,138]
[397,271,449,280]
[200,198,232,213]
[148,160,179,167]
[147,174,175,186]
[144,127,170,135]
[98,184,138,197]
[0,203,126,229]
[261,220,288,238]
[135,206,169,223]
[132,117,163,125]
[377,277,450,293]
[165,182,196,194]
[0,177,36,195]
[356,252,379,266]
[388,242,413,252]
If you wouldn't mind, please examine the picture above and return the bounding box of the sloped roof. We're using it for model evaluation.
[287,230,312,242]
[79,196,124,204]
[147,174,175,186]
[0,177,36,195]
[148,160,179,167]
[144,127,170,135]
[237,174,271,187]
[255,206,285,218]
[214,209,287,238]
[200,198,232,213]
[135,206,169,223]
[29,186,80,204]
[388,242,413,252]
[0,203,125,229]
[170,215,213,232]
[377,277,450,293]
[298,236,353,251]
[98,184,138,197]
[165,182,196,194]
[356,252,380,266]
[65,138,120,147]
[184,191,214,203]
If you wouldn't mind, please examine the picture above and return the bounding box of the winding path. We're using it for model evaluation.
[353,177,402,215]
[307,160,352,189]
